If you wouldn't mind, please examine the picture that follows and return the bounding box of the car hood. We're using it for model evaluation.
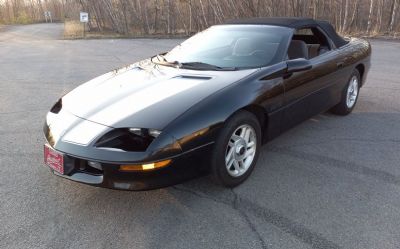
[61,59,257,130]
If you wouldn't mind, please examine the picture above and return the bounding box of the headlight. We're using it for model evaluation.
[95,128,162,152]
[129,128,162,138]
[148,129,162,138]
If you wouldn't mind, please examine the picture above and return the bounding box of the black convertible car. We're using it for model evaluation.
[44,17,371,190]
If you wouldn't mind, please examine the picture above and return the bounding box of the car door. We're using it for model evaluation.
[281,28,341,131]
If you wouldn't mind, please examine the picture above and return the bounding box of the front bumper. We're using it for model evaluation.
[45,143,212,190]
[43,109,213,190]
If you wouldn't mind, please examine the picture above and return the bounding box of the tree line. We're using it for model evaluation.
[0,0,399,36]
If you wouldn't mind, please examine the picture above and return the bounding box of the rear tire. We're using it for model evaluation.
[330,69,361,115]
[210,110,261,187]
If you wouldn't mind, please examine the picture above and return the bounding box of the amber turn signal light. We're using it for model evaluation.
[119,159,172,172]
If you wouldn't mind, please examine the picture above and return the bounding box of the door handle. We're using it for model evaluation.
[336,61,344,68]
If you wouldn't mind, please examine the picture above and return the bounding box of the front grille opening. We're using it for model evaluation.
[95,129,154,152]
[76,160,103,175]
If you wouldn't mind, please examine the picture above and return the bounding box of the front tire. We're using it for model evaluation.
[330,69,361,115]
[211,111,261,187]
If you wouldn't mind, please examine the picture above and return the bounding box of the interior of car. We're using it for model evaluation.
[195,34,284,68]
[287,27,332,60]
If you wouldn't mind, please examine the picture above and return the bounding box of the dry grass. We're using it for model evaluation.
[63,20,126,39]
[64,20,399,40]
[64,20,85,39]
[63,20,189,40]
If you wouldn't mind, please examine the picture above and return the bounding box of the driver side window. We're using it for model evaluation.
[288,27,332,60]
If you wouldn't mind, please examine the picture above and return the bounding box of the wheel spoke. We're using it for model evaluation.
[233,160,240,172]
[227,157,234,169]
[244,129,251,142]
[239,127,247,138]
[244,148,255,158]
[225,147,234,163]
[247,141,255,148]
[232,135,241,142]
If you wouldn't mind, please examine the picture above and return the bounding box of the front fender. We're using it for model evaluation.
[164,63,287,152]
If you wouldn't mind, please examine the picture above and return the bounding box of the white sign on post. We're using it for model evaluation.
[80,12,89,23]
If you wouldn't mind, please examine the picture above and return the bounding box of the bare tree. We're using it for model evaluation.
[342,0,350,32]
[389,0,399,32]
[199,0,208,28]
[1,0,400,36]
[367,0,374,34]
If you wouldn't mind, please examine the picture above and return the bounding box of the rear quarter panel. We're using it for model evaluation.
[338,38,372,86]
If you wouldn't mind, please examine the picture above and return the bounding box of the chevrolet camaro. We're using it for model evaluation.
[43,17,371,190]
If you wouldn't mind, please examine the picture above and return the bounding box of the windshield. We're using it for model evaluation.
[161,25,292,70]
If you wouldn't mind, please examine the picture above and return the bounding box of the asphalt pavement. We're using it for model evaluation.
[1,23,400,249]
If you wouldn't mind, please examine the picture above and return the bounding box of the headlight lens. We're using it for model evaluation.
[148,129,162,138]
[95,128,161,152]
[128,128,143,136]
[129,128,162,138]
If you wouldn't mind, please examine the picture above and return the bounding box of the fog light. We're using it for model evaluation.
[119,159,172,172]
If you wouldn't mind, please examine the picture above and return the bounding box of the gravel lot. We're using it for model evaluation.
[1,23,400,249]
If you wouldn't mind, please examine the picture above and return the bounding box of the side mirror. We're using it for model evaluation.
[286,58,312,74]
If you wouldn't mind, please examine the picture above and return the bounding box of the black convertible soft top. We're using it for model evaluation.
[225,17,348,48]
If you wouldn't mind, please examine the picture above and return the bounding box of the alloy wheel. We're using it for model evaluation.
[225,124,257,177]
[346,76,359,108]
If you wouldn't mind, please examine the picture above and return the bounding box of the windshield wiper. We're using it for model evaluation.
[152,56,237,71]
[179,62,237,71]
[152,54,180,67]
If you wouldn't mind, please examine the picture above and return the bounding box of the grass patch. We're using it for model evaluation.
[63,20,125,39]
[64,20,84,39]
[63,20,190,40]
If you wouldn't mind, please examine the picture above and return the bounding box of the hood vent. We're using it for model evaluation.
[178,75,212,80]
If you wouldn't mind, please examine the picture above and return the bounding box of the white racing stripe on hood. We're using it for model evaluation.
[62,119,108,145]
[46,109,79,144]
[86,76,205,127]
[62,67,159,116]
